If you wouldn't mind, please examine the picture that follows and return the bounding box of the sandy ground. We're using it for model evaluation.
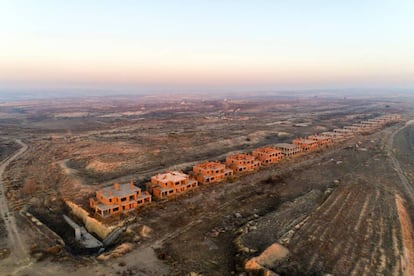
[0,96,412,275]
[232,123,414,275]
[3,125,412,275]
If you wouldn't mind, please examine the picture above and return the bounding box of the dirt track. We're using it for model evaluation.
[389,120,414,276]
[388,120,414,201]
[0,140,32,272]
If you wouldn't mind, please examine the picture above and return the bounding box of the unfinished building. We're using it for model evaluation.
[292,138,319,152]
[252,147,284,166]
[383,114,401,122]
[147,171,198,200]
[308,135,333,147]
[89,182,152,218]
[343,125,362,133]
[321,131,346,141]
[361,115,399,129]
[368,117,391,126]
[274,143,302,157]
[88,113,400,218]
[350,123,371,132]
[333,128,354,138]
[193,161,233,184]
[226,153,261,174]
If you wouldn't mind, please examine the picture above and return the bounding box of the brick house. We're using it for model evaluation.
[89,182,151,218]
[252,147,284,166]
[147,171,198,200]
[193,161,233,184]
[226,153,261,174]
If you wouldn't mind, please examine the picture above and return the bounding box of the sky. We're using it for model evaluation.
[1,0,414,93]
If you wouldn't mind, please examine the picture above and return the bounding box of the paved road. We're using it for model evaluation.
[0,139,29,263]
[387,120,414,204]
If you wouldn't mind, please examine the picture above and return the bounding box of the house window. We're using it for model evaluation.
[113,207,119,212]
[121,197,127,202]
[175,182,179,186]
[109,198,112,203]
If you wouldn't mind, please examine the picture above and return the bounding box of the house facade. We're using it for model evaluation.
[89,182,151,218]
[193,161,233,184]
[147,171,198,200]
[292,138,319,151]
[226,153,261,174]
[274,143,302,157]
[320,131,345,141]
[252,147,284,165]
[308,135,333,147]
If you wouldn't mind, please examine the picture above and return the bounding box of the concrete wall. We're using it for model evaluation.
[65,200,116,240]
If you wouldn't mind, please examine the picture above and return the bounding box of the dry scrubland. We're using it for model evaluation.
[0,95,413,275]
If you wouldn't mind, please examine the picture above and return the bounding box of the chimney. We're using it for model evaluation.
[130,180,134,189]
[114,183,119,190]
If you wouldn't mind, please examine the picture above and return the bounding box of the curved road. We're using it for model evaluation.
[0,139,29,263]
[387,120,414,204]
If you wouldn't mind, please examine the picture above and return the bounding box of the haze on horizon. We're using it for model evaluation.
[1,0,414,93]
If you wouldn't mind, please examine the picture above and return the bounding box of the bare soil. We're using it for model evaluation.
[0,95,412,275]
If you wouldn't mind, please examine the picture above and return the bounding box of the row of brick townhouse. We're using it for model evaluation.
[89,114,400,218]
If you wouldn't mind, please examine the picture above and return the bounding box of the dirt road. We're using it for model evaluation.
[388,120,414,203]
[0,140,31,269]
[388,120,414,276]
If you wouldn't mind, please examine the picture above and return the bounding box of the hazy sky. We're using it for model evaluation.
[1,0,414,92]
